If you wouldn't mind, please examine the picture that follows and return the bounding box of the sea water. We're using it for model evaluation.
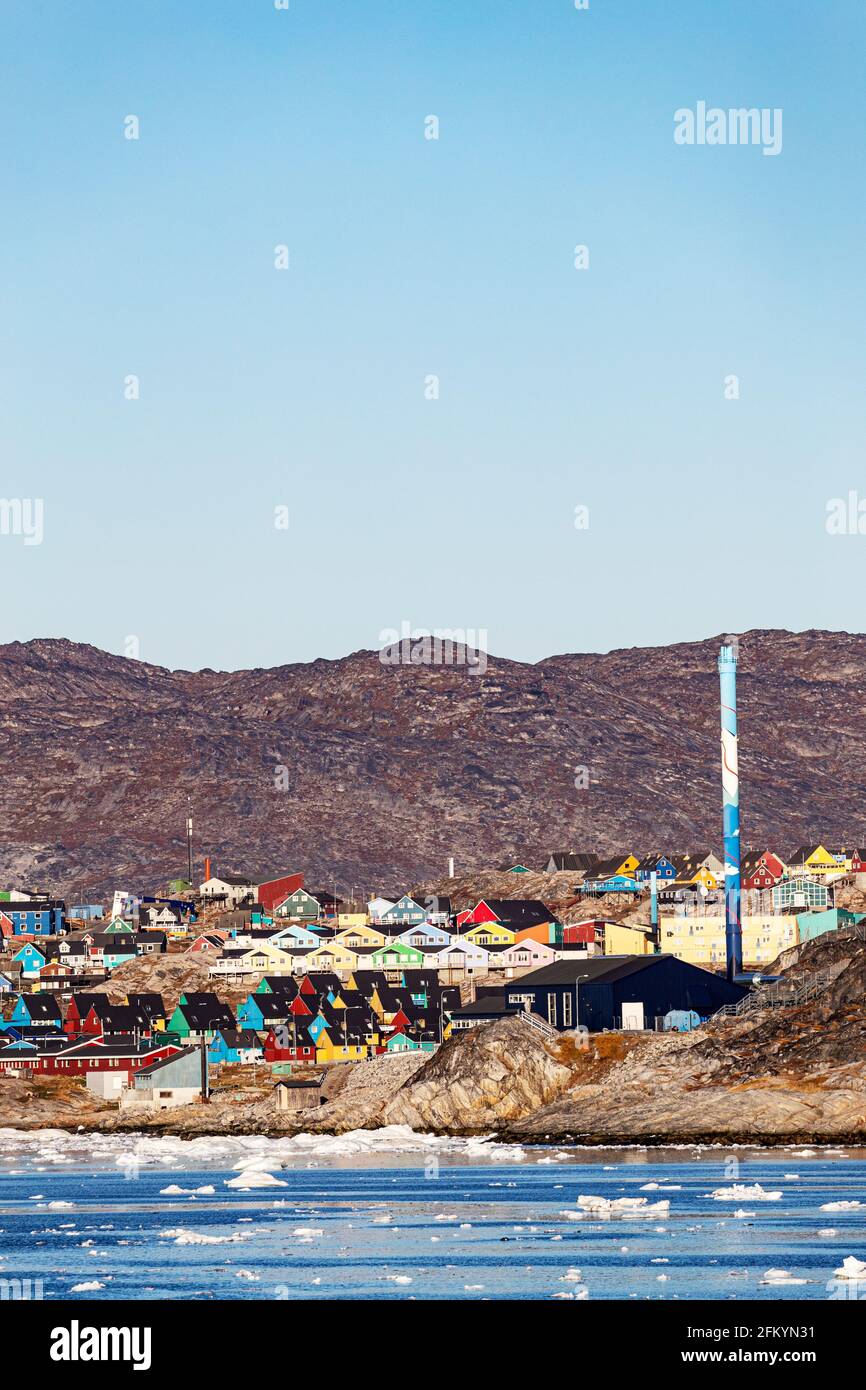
[0,1127,863,1300]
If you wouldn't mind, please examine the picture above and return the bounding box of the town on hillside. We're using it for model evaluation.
[1,844,864,1113]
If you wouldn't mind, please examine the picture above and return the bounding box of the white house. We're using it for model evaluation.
[435,939,490,979]
[198,874,256,907]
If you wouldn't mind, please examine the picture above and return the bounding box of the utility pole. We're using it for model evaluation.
[186,798,194,889]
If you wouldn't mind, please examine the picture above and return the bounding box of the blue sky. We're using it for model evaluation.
[1,0,864,670]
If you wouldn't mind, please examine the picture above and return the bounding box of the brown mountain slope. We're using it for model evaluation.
[0,629,864,898]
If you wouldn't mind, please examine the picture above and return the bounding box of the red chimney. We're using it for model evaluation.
[204,856,211,882]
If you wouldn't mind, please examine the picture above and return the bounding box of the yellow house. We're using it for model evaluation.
[233,941,296,975]
[603,923,654,955]
[337,911,369,929]
[662,915,799,968]
[788,845,843,877]
[464,922,516,947]
[314,1028,370,1063]
[335,924,386,950]
[304,943,358,975]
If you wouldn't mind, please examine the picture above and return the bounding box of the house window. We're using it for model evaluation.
[562,994,573,1027]
[547,995,558,1027]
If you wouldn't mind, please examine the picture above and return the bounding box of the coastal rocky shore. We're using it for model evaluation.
[4,932,864,1147]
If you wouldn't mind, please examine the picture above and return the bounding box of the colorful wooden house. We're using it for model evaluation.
[463,921,516,948]
[395,923,453,952]
[378,895,427,928]
[371,939,424,970]
[208,1029,262,1065]
[634,855,676,882]
[302,943,359,975]
[8,994,63,1029]
[786,845,843,878]
[334,924,387,951]
[12,943,48,978]
[274,888,321,922]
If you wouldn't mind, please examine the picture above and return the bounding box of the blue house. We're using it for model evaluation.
[208,1029,262,1065]
[379,895,427,927]
[236,993,293,1030]
[13,943,48,976]
[69,905,105,922]
[581,874,641,896]
[1,902,65,935]
[635,856,676,883]
[8,994,64,1029]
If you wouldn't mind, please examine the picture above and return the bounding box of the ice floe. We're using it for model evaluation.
[834,1256,866,1280]
[160,1228,248,1245]
[760,1268,807,1286]
[707,1184,782,1201]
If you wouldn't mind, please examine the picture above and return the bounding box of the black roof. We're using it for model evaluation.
[451,996,510,1019]
[547,852,600,872]
[505,955,669,988]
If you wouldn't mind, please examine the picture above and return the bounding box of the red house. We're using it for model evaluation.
[742,849,785,890]
[263,1025,316,1064]
[0,1036,179,1077]
[257,872,305,916]
[563,922,601,945]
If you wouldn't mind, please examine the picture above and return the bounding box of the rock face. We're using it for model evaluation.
[379,1016,573,1131]
[3,628,866,895]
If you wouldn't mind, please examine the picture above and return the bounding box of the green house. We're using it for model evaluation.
[274,888,320,923]
[796,907,864,942]
[371,940,424,969]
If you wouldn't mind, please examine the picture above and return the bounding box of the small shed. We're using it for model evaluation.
[274,1076,325,1113]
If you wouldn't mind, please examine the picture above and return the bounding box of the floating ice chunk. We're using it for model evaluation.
[159,1184,215,1195]
[560,1268,583,1281]
[707,1184,782,1202]
[464,1284,484,1290]
[820,1200,866,1211]
[71,1280,105,1292]
[760,1268,807,1286]
[292,1227,323,1238]
[383,1275,412,1284]
[160,1228,248,1246]
[818,1228,838,1238]
[573,1195,669,1216]
[225,1171,286,1189]
[733,1210,756,1219]
[235,1269,260,1281]
[834,1256,866,1280]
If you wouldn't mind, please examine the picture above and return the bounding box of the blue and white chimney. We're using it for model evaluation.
[718,644,743,980]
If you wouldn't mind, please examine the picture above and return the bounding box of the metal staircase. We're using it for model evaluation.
[712,964,840,1020]
[517,1009,559,1040]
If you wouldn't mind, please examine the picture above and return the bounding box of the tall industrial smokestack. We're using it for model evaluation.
[718,643,743,980]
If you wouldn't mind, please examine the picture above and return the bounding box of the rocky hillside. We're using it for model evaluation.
[2,629,865,897]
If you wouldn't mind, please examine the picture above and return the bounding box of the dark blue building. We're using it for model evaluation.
[504,955,747,1032]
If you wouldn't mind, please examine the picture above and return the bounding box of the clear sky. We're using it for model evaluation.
[1,0,863,670]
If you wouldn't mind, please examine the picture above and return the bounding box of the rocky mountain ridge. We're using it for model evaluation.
[1,629,864,897]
